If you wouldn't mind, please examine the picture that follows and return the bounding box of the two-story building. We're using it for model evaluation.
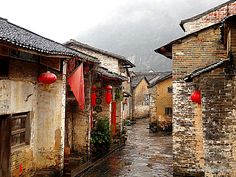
[155,0,236,176]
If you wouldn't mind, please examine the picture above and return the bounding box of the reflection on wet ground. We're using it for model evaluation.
[81,118,172,177]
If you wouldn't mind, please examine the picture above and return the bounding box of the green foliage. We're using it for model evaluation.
[91,118,111,154]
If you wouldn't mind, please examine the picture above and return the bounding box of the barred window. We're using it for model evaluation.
[165,107,172,116]
[167,86,173,93]
[11,112,30,149]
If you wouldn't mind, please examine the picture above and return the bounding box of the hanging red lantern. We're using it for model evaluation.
[91,85,97,107]
[105,85,112,104]
[91,93,96,107]
[38,71,57,84]
[191,90,201,104]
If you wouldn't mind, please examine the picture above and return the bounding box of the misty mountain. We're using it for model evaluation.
[76,0,228,72]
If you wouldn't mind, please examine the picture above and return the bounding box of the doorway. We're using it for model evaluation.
[0,115,10,177]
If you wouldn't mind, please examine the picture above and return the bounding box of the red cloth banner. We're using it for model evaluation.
[67,63,85,110]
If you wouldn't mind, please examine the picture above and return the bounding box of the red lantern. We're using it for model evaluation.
[38,71,57,84]
[91,85,97,107]
[105,85,112,104]
[91,93,96,107]
[191,90,201,104]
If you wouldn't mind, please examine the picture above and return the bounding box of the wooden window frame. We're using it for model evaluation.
[10,112,31,150]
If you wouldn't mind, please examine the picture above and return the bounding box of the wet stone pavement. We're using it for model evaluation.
[81,118,173,177]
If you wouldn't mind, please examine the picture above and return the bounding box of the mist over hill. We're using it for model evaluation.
[76,0,228,72]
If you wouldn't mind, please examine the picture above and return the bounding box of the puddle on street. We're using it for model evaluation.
[81,118,173,177]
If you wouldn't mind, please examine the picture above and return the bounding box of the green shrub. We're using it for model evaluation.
[91,118,111,154]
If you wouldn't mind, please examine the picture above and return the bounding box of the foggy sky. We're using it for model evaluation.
[76,0,229,71]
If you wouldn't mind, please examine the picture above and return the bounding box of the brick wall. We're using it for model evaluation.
[172,25,228,175]
[172,81,205,176]
[173,26,227,81]
[183,1,236,33]
[194,67,236,176]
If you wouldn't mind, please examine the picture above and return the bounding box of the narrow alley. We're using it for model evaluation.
[80,118,173,177]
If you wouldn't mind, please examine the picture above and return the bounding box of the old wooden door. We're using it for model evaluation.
[0,115,10,177]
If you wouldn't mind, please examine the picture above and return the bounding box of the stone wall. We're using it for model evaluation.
[173,81,205,176]
[183,1,236,33]
[0,59,66,176]
[172,26,228,175]
[194,67,236,176]
[148,86,156,124]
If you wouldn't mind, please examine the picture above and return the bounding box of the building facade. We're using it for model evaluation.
[155,1,236,175]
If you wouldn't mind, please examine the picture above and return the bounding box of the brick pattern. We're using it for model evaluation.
[172,21,236,176]
[195,68,236,176]
[183,2,236,33]
[173,27,227,81]
[172,81,205,175]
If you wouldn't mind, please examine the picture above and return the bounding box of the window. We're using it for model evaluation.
[165,107,172,116]
[11,112,30,148]
[0,59,9,78]
[168,86,173,93]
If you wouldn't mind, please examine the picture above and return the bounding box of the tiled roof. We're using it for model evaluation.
[184,57,232,82]
[131,75,148,88]
[0,17,98,63]
[65,39,135,67]
[148,72,172,88]
[97,67,128,81]
[180,0,236,31]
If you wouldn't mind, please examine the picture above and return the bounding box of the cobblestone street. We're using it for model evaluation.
[81,118,173,177]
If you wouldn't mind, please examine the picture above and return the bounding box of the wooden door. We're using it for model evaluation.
[0,115,10,177]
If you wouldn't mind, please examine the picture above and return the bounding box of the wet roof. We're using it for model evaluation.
[97,67,128,81]
[131,72,170,88]
[65,39,135,68]
[0,17,98,62]
[148,72,172,88]
[184,58,231,82]
[180,0,236,31]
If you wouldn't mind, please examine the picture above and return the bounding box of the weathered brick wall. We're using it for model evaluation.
[132,79,149,119]
[172,26,228,175]
[67,44,119,73]
[148,86,156,124]
[0,59,66,176]
[183,1,236,33]
[194,68,236,176]
[173,26,227,81]
[173,81,205,176]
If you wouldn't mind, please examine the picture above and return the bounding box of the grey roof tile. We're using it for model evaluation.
[0,17,98,63]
